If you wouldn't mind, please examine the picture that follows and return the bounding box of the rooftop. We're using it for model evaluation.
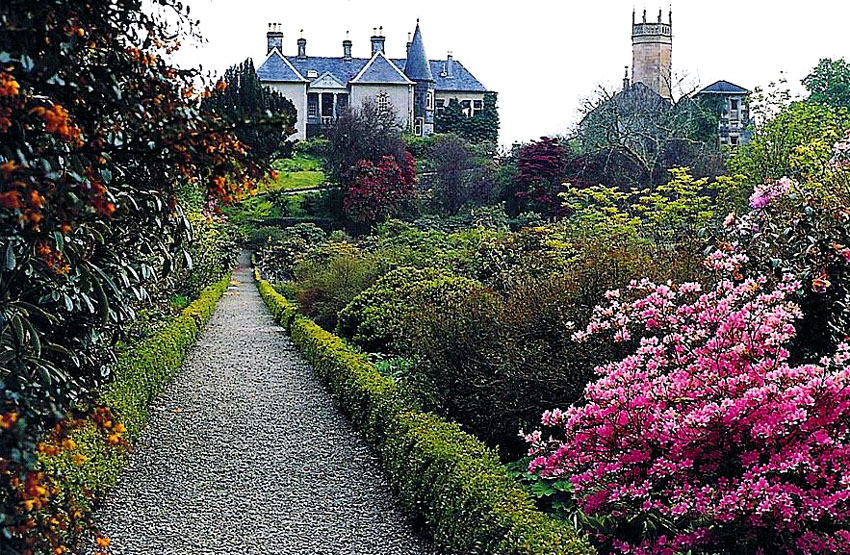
[697,80,751,95]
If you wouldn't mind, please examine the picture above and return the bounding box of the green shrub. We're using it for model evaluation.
[255,274,594,555]
[337,267,486,354]
[293,248,379,330]
[294,137,332,158]
[255,223,328,283]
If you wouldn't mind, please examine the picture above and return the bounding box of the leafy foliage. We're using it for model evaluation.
[803,57,850,109]
[434,92,500,143]
[729,100,850,184]
[512,137,568,218]
[427,134,496,216]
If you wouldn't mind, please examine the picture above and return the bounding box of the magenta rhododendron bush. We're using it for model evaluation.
[525,249,850,555]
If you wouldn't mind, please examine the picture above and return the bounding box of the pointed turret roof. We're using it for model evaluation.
[404,22,433,82]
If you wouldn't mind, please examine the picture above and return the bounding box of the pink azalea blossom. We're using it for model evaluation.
[527,247,850,555]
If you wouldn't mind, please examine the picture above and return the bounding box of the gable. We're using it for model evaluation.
[351,52,413,85]
[256,50,307,83]
[308,71,347,90]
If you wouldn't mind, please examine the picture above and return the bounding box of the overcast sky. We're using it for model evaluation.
[175,0,850,146]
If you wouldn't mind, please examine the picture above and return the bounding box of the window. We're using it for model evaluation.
[461,99,472,117]
[376,92,390,113]
[414,117,424,137]
[730,135,739,147]
[436,98,445,108]
[473,100,483,111]
[427,91,434,111]
[730,98,739,110]
[307,94,319,118]
[306,69,319,79]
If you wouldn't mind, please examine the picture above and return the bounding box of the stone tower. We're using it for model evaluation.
[631,8,672,100]
[404,20,435,136]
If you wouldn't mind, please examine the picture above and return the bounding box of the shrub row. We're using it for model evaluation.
[40,273,233,522]
[255,272,594,555]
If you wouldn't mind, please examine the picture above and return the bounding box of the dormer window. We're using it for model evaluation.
[306,69,319,79]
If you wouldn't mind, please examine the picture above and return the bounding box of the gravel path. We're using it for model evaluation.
[95,257,436,555]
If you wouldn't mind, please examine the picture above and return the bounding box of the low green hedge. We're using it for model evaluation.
[40,272,232,521]
[256,273,594,555]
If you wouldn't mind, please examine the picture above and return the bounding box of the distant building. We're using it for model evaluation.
[631,8,673,100]
[695,80,752,147]
[256,21,489,139]
[624,8,750,146]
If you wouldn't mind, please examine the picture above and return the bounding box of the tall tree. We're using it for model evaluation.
[574,83,722,187]
[803,58,850,109]
[203,58,297,162]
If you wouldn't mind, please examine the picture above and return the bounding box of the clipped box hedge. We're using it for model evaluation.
[255,272,594,555]
[40,273,233,519]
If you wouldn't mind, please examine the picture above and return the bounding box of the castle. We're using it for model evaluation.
[625,7,750,146]
[256,21,489,140]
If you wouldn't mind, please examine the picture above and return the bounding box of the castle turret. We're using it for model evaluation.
[404,20,435,136]
[631,8,672,99]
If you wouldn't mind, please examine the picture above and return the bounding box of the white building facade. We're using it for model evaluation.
[256,22,489,140]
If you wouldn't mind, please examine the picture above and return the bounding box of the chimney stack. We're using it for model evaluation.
[445,52,454,78]
[406,32,412,57]
[371,26,385,56]
[266,22,283,55]
[623,66,630,90]
[343,30,352,62]
[297,29,306,59]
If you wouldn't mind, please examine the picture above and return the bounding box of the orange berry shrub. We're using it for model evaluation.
[0,1,271,551]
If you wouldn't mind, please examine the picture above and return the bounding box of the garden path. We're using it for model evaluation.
[94,255,436,555]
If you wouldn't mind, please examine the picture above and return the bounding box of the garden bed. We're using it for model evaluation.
[255,270,594,555]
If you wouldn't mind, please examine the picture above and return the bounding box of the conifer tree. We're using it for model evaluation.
[204,58,298,162]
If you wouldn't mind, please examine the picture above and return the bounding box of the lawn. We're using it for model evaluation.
[265,153,326,192]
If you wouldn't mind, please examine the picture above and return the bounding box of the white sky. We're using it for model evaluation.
[175,0,850,146]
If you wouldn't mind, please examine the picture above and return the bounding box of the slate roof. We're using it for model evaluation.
[256,40,488,92]
[256,50,307,82]
[351,52,413,84]
[404,24,433,82]
[697,80,750,95]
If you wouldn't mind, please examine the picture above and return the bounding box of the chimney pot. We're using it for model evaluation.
[266,22,284,55]
[343,32,353,61]
[371,28,385,55]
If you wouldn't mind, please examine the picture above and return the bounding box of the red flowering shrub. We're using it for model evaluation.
[343,153,417,224]
[526,248,850,555]
[513,137,568,217]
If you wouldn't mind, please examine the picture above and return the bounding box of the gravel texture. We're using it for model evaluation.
[94,257,437,555]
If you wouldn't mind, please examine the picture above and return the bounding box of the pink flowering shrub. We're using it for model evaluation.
[749,176,794,210]
[525,250,850,555]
